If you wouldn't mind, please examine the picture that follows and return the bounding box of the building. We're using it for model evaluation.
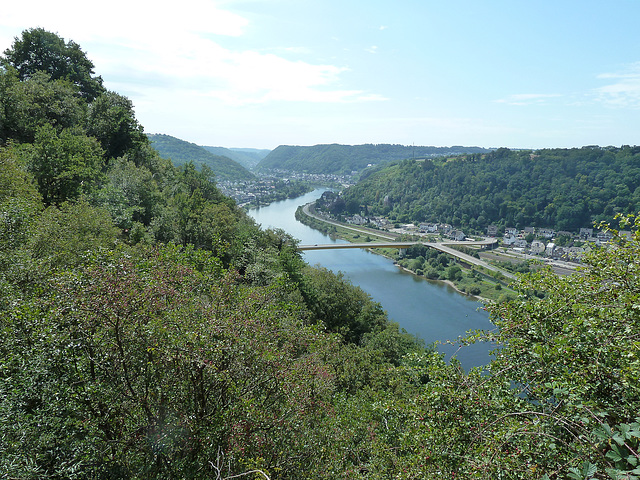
[539,228,556,239]
[514,238,528,248]
[530,240,546,255]
[579,227,593,239]
[545,242,556,256]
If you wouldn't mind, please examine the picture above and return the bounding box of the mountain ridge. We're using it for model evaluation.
[256,143,492,175]
[147,133,255,181]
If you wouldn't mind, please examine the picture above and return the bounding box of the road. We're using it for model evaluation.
[299,203,515,279]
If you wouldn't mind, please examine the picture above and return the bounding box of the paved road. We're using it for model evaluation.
[302,203,398,240]
[299,203,514,279]
[298,240,514,279]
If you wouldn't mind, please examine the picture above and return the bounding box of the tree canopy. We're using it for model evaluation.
[148,133,255,181]
[340,147,640,232]
[256,143,491,175]
[2,27,105,100]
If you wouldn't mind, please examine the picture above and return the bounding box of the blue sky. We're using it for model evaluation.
[2,1,639,149]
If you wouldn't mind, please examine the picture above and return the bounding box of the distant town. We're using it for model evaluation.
[218,170,354,206]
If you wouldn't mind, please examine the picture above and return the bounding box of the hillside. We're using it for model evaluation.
[339,146,640,232]
[148,133,255,181]
[256,143,491,175]
[201,146,270,169]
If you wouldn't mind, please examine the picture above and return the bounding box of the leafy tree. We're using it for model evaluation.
[87,91,149,162]
[0,68,87,143]
[0,246,340,478]
[2,27,104,100]
[28,200,119,270]
[301,266,388,344]
[25,124,104,205]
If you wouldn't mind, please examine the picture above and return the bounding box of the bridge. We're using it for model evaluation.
[298,242,416,250]
[297,238,514,279]
[297,202,513,279]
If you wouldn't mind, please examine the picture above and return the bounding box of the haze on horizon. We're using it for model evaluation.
[2,0,639,150]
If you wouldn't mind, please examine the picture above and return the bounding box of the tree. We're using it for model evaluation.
[0,68,87,143]
[2,28,104,100]
[474,216,640,478]
[26,124,105,205]
[0,246,340,478]
[86,91,149,161]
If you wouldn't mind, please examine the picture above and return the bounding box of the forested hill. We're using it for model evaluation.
[148,133,255,181]
[256,143,491,175]
[340,146,640,232]
[201,145,270,169]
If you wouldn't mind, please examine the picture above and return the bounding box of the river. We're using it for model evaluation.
[249,189,495,369]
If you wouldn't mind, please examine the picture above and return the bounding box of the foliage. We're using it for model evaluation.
[201,145,271,170]
[148,133,254,181]
[256,143,491,175]
[25,125,105,205]
[2,27,104,100]
[341,147,640,232]
[1,247,340,478]
[87,91,149,162]
[0,69,88,144]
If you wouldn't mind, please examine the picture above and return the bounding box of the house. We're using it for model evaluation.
[524,226,535,235]
[545,242,556,256]
[452,230,466,241]
[503,234,517,245]
[579,227,593,239]
[505,227,518,236]
[514,238,528,248]
[347,214,367,225]
[530,240,546,255]
[539,228,555,239]
[597,231,613,242]
[487,225,498,236]
[419,223,438,233]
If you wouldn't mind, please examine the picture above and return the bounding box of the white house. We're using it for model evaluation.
[503,234,516,245]
[545,242,556,256]
[450,230,466,241]
[530,240,546,255]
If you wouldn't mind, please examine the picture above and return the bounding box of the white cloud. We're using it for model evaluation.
[595,62,640,108]
[366,45,378,54]
[0,0,385,107]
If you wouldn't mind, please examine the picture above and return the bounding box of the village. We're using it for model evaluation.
[339,212,625,265]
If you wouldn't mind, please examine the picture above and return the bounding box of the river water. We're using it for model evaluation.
[249,189,495,369]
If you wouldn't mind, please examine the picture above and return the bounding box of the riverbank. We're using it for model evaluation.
[296,201,516,303]
[251,189,495,370]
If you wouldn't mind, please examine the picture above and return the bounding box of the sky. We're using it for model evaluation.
[2,0,640,150]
